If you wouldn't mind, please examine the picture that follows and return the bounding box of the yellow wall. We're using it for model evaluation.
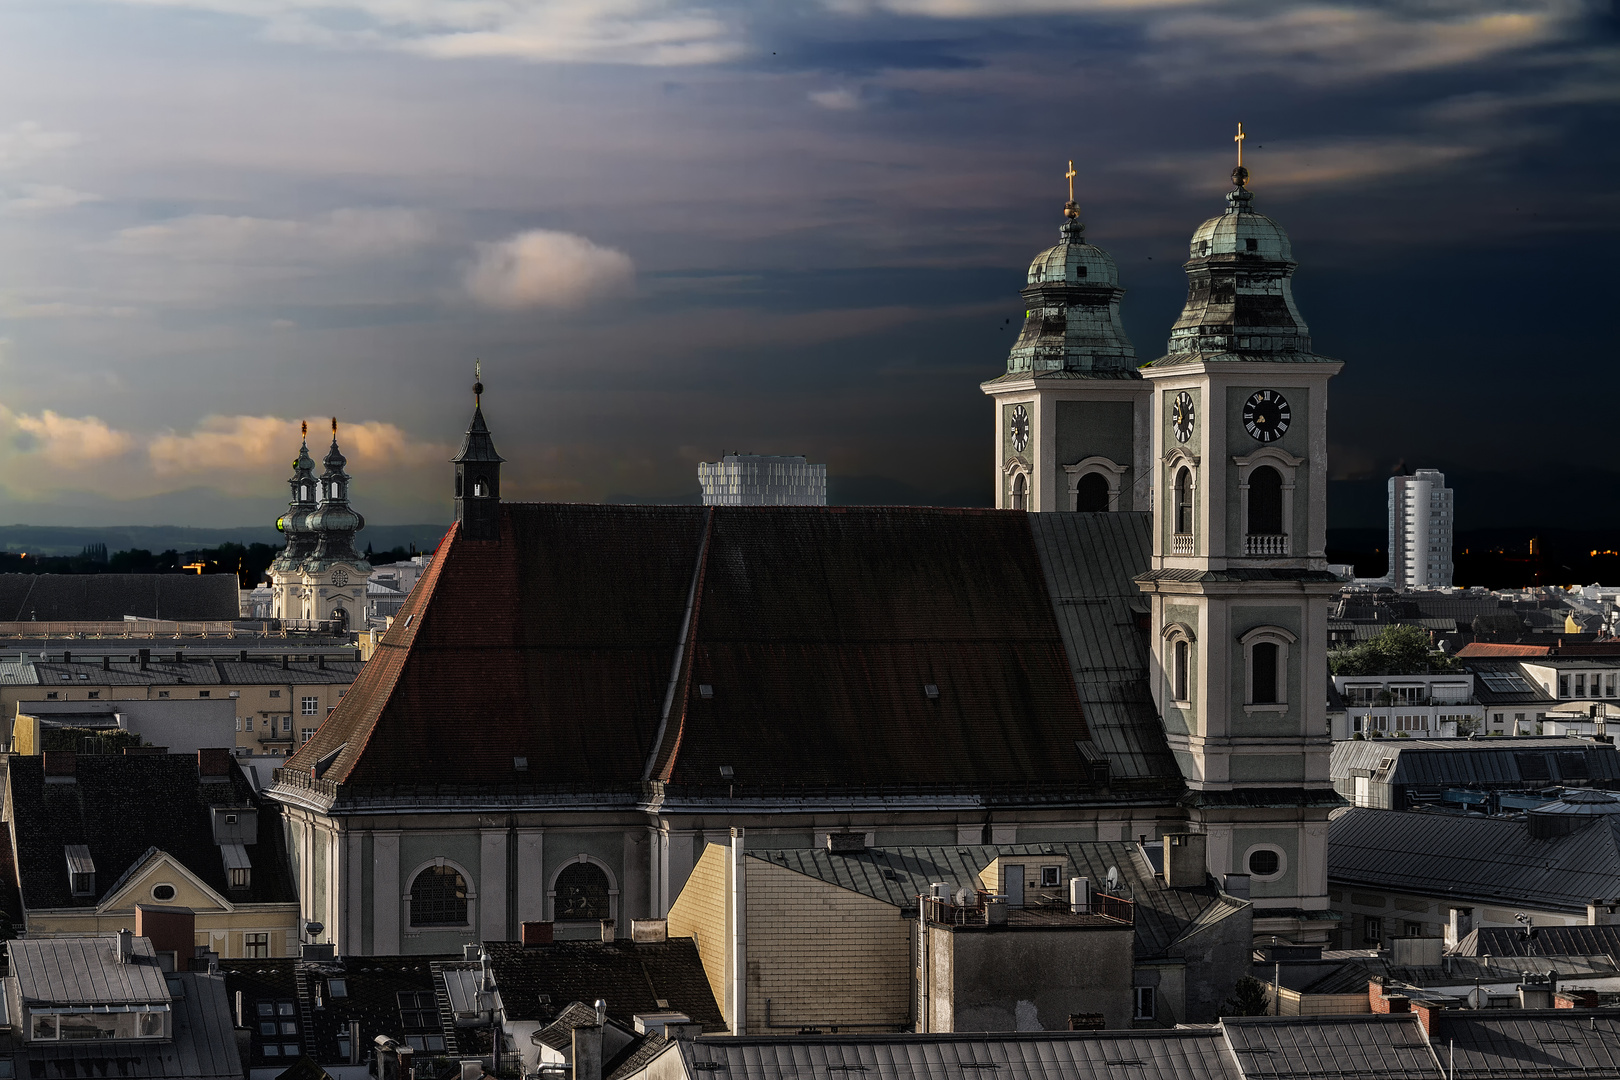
[667,842,728,1015]
[744,858,913,1031]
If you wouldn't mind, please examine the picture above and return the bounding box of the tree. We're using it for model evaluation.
[1220,975,1272,1017]
[1329,624,1453,675]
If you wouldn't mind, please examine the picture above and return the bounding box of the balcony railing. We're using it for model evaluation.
[920,891,1133,927]
[1245,533,1289,556]
[1171,534,1195,555]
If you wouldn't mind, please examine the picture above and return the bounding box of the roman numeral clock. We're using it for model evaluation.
[1243,390,1291,443]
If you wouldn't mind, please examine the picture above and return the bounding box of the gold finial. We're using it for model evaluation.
[1234,122,1245,167]
[1063,160,1081,220]
[301,420,307,439]
[331,417,338,438]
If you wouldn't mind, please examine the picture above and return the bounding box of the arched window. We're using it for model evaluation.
[555,862,610,921]
[1074,472,1110,513]
[301,483,311,502]
[1174,467,1193,534]
[1251,642,1279,705]
[410,866,467,926]
[1010,473,1027,511]
[1248,466,1283,535]
[1173,639,1189,702]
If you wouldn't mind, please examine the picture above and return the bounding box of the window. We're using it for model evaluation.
[244,933,269,958]
[88,691,100,699]
[236,718,243,732]
[1252,642,1279,704]
[301,697,319,715]
[555,861,611,921]
[1608,675,1616,698]
[1560,675,1570,698]
[410,865,468,926]
[151,883,176,902]
[270,690,281,698]
[1040,865,1061,888]
[1133,987,1156,1020]
[1174,467,1193,534]
[1364,916,1383,944]
[398,991,438,1031]
[1245,238,1258,252]
[280,716,291,732]
[1248,849,1281,876]
[1247,465,1283,535]
[1577,674,1587,697]
[301,728,315,743]
[199,690,210,698]
[1173,639,1190,702]
[1011,473,1027,511]
[245,717,254,732]
[1403,921,1423,937]
[31,1014,60,1040]
[46,692,57,700]
[1074,472,1110,513]
[230,867,250,889]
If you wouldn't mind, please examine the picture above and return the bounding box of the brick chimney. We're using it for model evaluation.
[1411,1000,1441,1034]
[1369,979,1411,1013]
[1556,989,1600,1009]
[521,921,554,947]
[42,750,77,778]
[197,748,233,781]
[136,904,196,967]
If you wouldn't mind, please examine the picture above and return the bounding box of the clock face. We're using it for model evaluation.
[1243,390,1292,442]
[331,568,350,587]
[1171,392,1195,444]
[1010,404,1030,453]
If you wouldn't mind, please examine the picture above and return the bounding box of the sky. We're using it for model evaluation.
[0,0,1615,531]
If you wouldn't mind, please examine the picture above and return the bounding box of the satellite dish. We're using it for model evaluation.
[1105,866,1120,892]
[1466,987,1488,1010]
[955,888,973,907]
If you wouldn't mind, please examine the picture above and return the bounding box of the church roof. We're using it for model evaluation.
[276,505,1179,806]
[0,573,241,622]
[999,214,1138,379]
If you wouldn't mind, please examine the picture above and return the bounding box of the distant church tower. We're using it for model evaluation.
[981,165,1150,512]
[453,366,504,542]
[1135,147,1342,944]
[270,419,370,629]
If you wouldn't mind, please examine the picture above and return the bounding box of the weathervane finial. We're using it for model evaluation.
[301,420,307,440]
[1231,122,1250,189]
[331,417,338,439]
[473,359,484,405]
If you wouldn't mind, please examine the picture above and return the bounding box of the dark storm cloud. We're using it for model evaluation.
[0,0,1613,527]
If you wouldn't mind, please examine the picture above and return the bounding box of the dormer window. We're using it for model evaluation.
[65,845,95,897]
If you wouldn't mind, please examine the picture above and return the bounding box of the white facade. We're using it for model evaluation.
[698,454,827,506]
[1331,672,1478,740]
[1388,470,1454,589]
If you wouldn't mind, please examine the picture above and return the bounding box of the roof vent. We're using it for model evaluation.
[514,756,528,772]
[43,750,77,780]
[923,684,939,699]
[698,684,714,699]
[718,765,734,780]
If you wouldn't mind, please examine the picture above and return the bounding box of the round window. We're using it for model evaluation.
[1247,849,1281,877]
[151,883,176,902]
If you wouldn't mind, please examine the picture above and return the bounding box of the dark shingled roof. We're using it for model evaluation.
[482,938,724,1030]
[0,574,241,621]
[285,506,1171,801]
[6,754,297,911]
[1328,807,1620,915]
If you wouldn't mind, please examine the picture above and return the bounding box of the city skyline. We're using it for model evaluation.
[0,0,1614,528]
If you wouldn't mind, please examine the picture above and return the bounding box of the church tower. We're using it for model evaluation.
[453,366,504,542]
[1135,145,1342,943]
[301,420,369,630]
[271,424,318,622]
[981,166,1150,512]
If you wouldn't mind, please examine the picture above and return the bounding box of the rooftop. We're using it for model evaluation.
[483,938,724,1029]
[10,934,169,1005]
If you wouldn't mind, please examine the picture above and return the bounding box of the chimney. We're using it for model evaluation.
[197,748,232,781]
[463,944,481,961]
[139,648,149,670]
[986,897,1008,926]
[631,919,668,943]
[135,904,195,967]
[1390,936,1444,968]
[600,919,616,942]
[175,650,184,664]
[282,655,289,670]
[1369,979,1410,1013]
[348,1021,362,1064]
[102,655,110,672]
[595,999,607,1027]
[572,1023,604,1080]
[239,649,248,662]
[1520,982,1553,1009]
[521,921,554,947]
[42,750,77,778]
[116,928,135,965]
[1556,989,1600,1009]
[1162,833,1207,888]
[235,989,246,1028]
[1411,1000,1441,1034]
[319,655,327,670]
[63,650,71,664]
[1588,899,1620,926]
[1069,877,1091,914]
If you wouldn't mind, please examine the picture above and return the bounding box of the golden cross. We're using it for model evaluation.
[331,417,338,437]
[301,420,307,439]
[1065,160,1077,203]
[1234,122,1246,167]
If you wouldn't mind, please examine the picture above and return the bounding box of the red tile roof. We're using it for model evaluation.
[1455,643,1553,657]
[285,504,1095,795]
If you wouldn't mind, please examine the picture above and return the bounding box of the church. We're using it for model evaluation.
[267,155,1343,958]
[268,419,371,630]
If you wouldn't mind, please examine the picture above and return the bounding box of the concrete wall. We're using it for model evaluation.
[933,925,1134,1031]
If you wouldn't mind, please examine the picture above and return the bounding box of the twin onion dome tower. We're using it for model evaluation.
[982,132,1344,943]
[269,419,369,628]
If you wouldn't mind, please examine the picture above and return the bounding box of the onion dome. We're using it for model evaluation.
[307,418,367,568]
[1145,165,1334,367]
[1001,204,1137,378]
[272,423,319,573]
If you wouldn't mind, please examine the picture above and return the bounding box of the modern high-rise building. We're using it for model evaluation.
[1388,469,1455,589]
[698,454,827,506]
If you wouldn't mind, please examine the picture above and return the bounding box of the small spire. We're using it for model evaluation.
[473,359,484,405]
[331,417,338,440]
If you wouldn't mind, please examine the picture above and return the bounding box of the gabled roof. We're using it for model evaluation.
[482,938,724,1030]
[6,754,297,911]
[0,573,240,621]
[1454,923,1620,958]
[1328,807,1620,913]
[282,506,1167,803]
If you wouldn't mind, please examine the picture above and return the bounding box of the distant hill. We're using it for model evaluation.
[0,524,450,558]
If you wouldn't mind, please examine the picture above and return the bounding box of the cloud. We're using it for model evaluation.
[1,183,100,214]
[0,121,79,171]
[809,87,864,110]
[1,407,133,468]
[148,415,453,478]
[463,229,635,310]
[103,0,748,65]
[1139,137,1483,194]
[111,207,434,264]
[1146,4,1570,84]
[0,299,138,319]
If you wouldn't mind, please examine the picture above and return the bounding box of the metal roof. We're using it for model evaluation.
[9,934,170,1005]
[0,574,239,622]
[1444,1011,1620,1080]
[1330,738,1620,791]
[1454,924,1620,959]
[1328,808,1620,914]
[1220,1014,1441,1080]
